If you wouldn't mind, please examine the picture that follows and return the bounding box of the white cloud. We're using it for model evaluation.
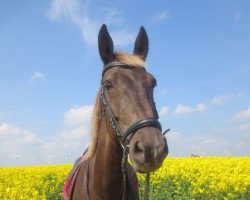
[60,126,88,139]
[61,142,83,149]
[41,126,88,153]
[22,131,36,143]
[0,123,38,156]
[0,120,90,166]
[167,131,181,142]
[174,103,207,114]
[47,0,98,44]
[237,123,250,131]
[187,135,229,156]
[211,96,228,105]
[44,104,93,155]
[211,93,244,105]
[213,123,250,134]
[64,105,93,126]
[0,123,20,136]
[0,123,37,146]
[166,131,233,157]
[213,127,228,133]
[159,106,169,116]
[47,0,134,46]
[28,71,45,84]
[196,103,208,111]
[0,104,94,166]
[174,104,193,114]
[232,107,250,121]
[151,11,171,22]
[199,135,228,146]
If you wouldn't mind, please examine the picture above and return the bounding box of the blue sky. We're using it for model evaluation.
[0,0,250,166]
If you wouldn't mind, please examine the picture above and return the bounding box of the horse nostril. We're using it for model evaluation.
[134,142,144,154]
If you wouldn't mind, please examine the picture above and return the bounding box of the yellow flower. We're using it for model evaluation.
[0,157,249,199]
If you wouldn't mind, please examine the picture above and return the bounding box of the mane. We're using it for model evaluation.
[84,52,146,159]
[114,52,146,68]
[84,89,102,159]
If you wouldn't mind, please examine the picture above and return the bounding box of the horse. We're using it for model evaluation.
[63,24,168,200]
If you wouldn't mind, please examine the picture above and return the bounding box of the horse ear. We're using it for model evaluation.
[98,24,114,65]
[133,26,149,60]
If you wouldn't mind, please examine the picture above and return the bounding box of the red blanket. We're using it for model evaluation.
[63,157,82,200]
[63,159,139,200]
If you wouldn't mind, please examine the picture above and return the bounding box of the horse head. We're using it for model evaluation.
[98,24,168,173]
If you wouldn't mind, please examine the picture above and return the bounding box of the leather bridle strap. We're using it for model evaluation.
[100,82,124,139]
[102,61,129,77]
[122,118,162,139]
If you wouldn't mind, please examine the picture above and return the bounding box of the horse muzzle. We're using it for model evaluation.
[129,128,168,173]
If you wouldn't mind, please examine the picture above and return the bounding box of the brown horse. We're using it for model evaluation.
[63,24,168,200]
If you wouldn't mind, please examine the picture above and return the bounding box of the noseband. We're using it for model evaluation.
[100,61,169,200]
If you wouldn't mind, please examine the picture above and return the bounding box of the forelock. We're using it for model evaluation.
[114,52,146,68]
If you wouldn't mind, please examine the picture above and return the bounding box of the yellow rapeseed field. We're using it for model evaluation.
[0,165,71,200]
[138,157,250,199]
[0,157,249,199]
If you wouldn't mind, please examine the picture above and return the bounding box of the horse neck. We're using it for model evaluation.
[90,114,124,198]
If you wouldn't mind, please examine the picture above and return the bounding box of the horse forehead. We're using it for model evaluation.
[107,67,149,83]
[102,68,151,96]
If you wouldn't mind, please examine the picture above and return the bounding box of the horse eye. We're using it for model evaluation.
[105,80,113,90]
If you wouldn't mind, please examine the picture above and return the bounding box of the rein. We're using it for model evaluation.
[98,61,170,200]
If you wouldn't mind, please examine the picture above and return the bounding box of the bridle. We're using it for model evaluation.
[101,61,163,149]
[100,61,170,200]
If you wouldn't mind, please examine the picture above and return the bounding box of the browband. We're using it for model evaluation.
[102,61,128,77]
